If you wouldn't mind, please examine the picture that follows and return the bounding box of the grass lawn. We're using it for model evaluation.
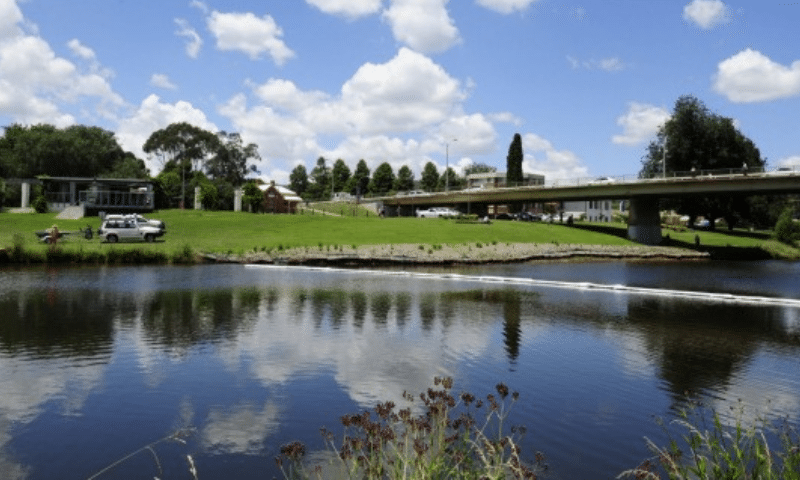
[1,209,796,260]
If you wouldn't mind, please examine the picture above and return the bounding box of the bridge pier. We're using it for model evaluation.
[627,197,662,245]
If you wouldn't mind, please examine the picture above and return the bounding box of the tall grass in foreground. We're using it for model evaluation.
[276,377,545,480]
[620,403,800,480]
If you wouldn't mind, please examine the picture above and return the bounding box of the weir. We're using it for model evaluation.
[245,264,800,309]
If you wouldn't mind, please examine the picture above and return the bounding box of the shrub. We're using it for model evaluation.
[32,195,48,213]
[773,207,800,245]
[276,377,544,480]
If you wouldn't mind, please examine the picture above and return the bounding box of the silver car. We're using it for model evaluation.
[416,207,460,218]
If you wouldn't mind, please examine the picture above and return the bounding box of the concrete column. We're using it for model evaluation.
[69,181,77,205]
[194,186,202,210]
[627,197,662,245]
[234,188,243,212]
[21,182,30,208]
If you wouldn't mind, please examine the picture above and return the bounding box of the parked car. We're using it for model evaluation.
[103,214,166,233]
[98,217,165,243]
[416,207,460,218]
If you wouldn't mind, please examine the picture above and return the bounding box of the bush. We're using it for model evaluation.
[773,207,800,245]
[32,194,48,213]
[276,377,545,480]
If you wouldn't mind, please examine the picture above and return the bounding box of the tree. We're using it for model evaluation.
[154,171,181,208]
[305,156,331,201]
[242,181,263,213]
[102,153,149,179]
[369,162,395,196]
[346,159,371,197]
[206,131,260,186]
[436,167,463,191]
[463,162,497,177]
[0,123,132,178]
[394,165,415,192]
[143,122,220,173]
[331,159,351,193]
[289,164,309,197]
[420,161,440,192]
[640,95,765,230]
[506,133,524,186]
[773,206,800,244]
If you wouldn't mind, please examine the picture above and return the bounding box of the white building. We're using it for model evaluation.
[562,200,614,222]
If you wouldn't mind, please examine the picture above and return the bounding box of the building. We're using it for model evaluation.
[562,200,614,222]
[259,182,302,213]
[466,171,545,189]
[36,176,155,216]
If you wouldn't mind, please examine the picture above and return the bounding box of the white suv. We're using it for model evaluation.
[103,214,166,233]
[98,217,165,243]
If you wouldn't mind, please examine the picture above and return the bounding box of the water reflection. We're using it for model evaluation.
[0,264,798,479]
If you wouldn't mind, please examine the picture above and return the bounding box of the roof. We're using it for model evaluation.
[259,183,302,202]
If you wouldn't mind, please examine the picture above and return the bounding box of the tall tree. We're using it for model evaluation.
[394,165,415,192]
[331,158,351,193]
[506,133,524,186]
[420,161,440,192]
[346,159,371,197]
[305,156,331,200]
[640,95,765,229]
[144,122,220,206]
[206,131,260,185]
[369,162,395,195]
[289,164,309,197]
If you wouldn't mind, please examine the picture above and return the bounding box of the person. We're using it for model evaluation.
[742,162,748,176]
[48,224,59,245]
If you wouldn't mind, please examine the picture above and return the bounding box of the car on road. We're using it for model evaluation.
[98,217,165,243]
[590,176,616,184]
[416,207,460,218]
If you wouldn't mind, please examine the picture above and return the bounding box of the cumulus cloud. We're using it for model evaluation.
[522,133,589,181]
[612,102,670,146]
[116,94,218,170]
[150,73,177,90]
[207,10,294,64]
[0,19,122,127]
[305,0,383,19]
[777,155,800,168]
[683,0,730,29]
[713,49,800,103]
[382,0,461,54]
[220,48,471,181]
[175,18,203,59]
[475,0,540,14]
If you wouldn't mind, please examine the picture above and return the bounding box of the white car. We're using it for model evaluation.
[103,214,166,233]
[416,207,460,218]
[98,217,165,243]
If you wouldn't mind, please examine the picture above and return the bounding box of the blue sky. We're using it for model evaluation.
[1,0,799,184]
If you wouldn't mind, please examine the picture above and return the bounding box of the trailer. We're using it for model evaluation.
[35,225,94,244]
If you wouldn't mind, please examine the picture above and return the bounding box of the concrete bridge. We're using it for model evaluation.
[379,168,800,245]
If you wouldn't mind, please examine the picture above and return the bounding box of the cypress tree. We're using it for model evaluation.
[506,133,524,186]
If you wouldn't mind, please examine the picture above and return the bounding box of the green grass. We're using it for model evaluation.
[2,209,797,263]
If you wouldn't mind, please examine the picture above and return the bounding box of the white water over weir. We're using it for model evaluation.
[245,264,800,309]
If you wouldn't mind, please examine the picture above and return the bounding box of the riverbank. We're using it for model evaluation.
[205,242,711,265]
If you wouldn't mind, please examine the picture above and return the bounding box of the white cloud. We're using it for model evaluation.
[116,94,218,170]
[207,10,294,64]
[219,49,480,182]
[475,0,540,14]
[150,73,177,90]
[67,39,95,61]
[0,0,23,39]
[777,155,800,168]
[0,24,122,126]
[175,18,203,59]
[382,0,460,54]
[567,55,625,72]
[683,0,730,29]
[612,102,670,146]
[522,133,589,181]
[713,49,800,103]
[305,0,383,19]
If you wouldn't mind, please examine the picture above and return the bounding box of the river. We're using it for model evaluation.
[0,261,798,479]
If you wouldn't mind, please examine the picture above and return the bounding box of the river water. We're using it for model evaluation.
[0,261,799,479]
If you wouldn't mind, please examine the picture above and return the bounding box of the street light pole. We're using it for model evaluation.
[662,138,667,179]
